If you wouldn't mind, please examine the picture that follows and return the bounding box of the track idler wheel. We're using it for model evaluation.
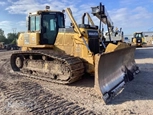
[11,54,24,71]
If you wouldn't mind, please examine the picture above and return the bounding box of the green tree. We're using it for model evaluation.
[11,39,17,44]
[0,28,7,43]
[0,28,4,36]
[7,33,18,44]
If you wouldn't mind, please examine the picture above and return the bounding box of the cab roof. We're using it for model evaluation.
[29,10,63,15]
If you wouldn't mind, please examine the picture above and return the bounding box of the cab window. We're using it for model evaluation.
[29,15,40,31]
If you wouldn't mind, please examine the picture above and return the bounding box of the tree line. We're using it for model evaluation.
[0,28,19,45]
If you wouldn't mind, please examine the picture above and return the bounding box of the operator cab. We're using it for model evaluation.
[134,33,143,38]
[28,6,65,45]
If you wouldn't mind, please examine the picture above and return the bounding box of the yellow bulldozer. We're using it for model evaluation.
[10,3,139,103]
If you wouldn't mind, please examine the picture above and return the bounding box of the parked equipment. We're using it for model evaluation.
[10,3,139,103]
[91,3,124,44]
[0,42,4,49]
[5,44,19,50]
[132,32,145,47]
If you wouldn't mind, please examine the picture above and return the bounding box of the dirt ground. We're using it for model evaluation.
[0,47,153,115]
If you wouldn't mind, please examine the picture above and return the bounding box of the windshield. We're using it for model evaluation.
[135,33,143,38]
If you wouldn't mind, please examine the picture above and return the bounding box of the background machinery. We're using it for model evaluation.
[0,42,4,49]
[91,3,124,46]
[132,32,145,47]
[10,3,139,103]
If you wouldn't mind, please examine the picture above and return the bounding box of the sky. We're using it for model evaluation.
[0,0,153,36]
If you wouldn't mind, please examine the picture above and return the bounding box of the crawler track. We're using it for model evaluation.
[0,80,96,115]
[10,50,84,84]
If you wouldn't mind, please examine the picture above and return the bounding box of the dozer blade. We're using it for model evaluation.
[94,46,139,103]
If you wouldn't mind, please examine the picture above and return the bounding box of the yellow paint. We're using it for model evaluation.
[54,28,94,73]
[105,42,130,53]
[18,32,53,51]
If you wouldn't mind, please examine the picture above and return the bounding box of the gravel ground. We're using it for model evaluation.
[0,47,153,115]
